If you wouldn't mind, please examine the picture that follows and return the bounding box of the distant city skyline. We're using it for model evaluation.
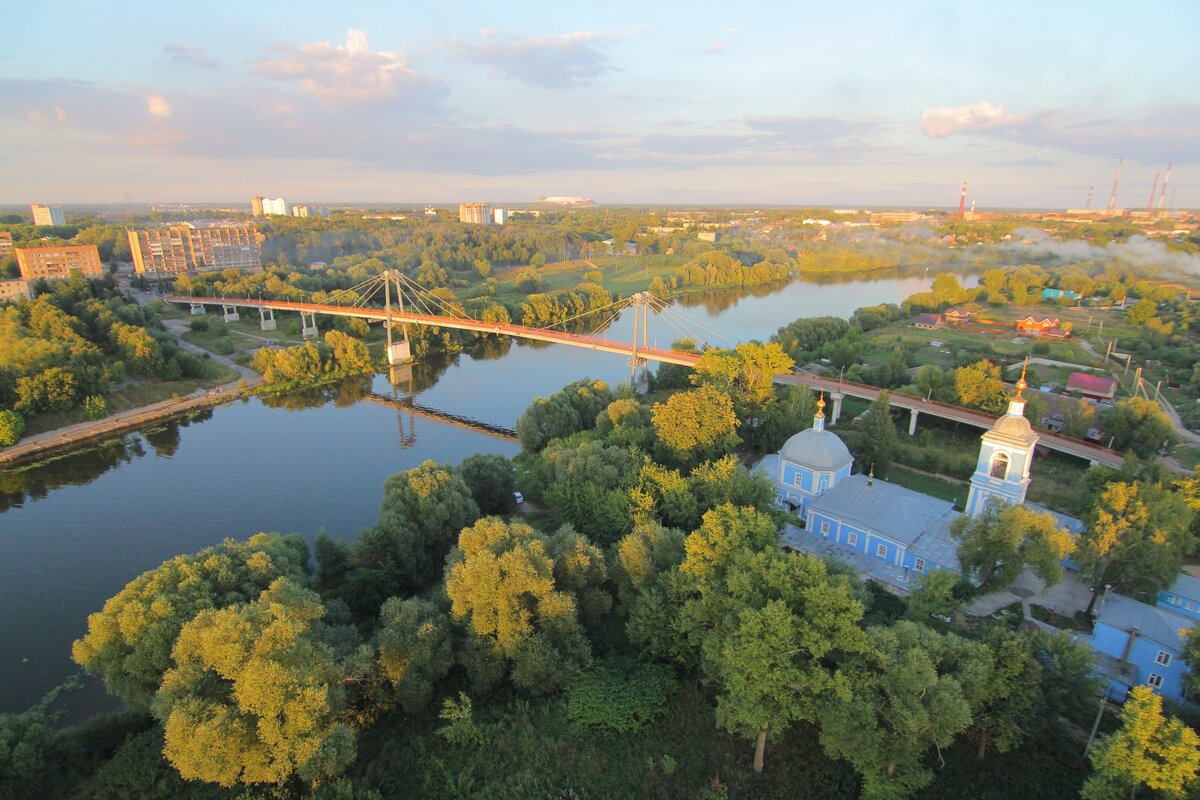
[1,1,1197,207]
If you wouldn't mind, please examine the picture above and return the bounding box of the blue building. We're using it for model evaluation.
[758,374,1084,593]
[1157,573,1200,621]
[1042,288,1081,301]
[1090,593,1195,702]
[754,395,853,517]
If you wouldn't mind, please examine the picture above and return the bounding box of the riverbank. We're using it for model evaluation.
[0,374,260,468]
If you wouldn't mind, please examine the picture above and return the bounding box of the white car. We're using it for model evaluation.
[512,492,525,505]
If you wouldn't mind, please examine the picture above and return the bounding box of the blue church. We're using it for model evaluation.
[758,374,1065,592]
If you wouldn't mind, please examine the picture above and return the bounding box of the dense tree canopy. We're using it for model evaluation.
[952,504,1075,592]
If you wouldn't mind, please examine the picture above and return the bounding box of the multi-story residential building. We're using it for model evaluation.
[492,208,509,224]
[0,232,12,258]
[261,197,290,216]
[459,203,492,224]
[128,222,261,276]
[1090,592,1195,702]
[31,204,65,226]
[0,278,31,303]
[15,244,103,281]
[250,196,265,217]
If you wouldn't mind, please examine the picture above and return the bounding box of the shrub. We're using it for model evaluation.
[566,659,677,735]
[83,395,109,420]
[187,318,209,332]
[0,410,26,447]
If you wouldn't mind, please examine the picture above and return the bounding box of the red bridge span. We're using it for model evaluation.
[164,294,1124,467]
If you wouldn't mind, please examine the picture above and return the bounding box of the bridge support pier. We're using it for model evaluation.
[259,307,276,331]
[190,303,206,316]
[387,340,411,366]
[222,305,239,323]
[908,408,919,436]
[300,311,318,339]
[830,391,844,426]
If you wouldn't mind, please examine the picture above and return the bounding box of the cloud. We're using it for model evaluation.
[705,41,728,55]
[455,29,630,89]
[27,106,67,125]
[920,101,1021,137]
[254,28,444,107]
[163,44,218,68]
[146,95,171,117]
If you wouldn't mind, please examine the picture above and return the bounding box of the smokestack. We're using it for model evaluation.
[969,198,976,213]
[1086,186,1093,209]
[1148,173,1159,212]
[1107,157,1123,214]
[958,181,967,218]
[1159,163,1172,210]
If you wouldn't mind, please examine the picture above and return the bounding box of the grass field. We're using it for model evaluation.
[888,465,966,505]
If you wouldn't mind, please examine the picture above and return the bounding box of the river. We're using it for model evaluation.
[0,271,953,719]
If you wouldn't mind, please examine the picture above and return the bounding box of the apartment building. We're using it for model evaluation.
[15,244,103,281]
[0,279,31,303]
[31,204,65,226]
[128,222,261,276]
[0,232,12,258]
[459,203,492,224]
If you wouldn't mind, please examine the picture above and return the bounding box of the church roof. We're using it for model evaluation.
[779,427,853,471]
[808,474,959,548]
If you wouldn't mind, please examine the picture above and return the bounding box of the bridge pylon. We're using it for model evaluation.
[382,269,412,371]
[627,292,653,385]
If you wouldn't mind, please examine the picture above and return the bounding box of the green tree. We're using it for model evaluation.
[1104,397,1176,458]
[0,708,50,800]
[612,520,686,613]
[1125,298,1157,326]
[350,461,479,613]
[1026,628,1102,724]
[818,621,986,800]
[651,384,740,464]
[1081,685,1200,800]
[15,366,78,414]
[955,359,1009,414]
[971,628,1043,759]
[109,322,166,376]
[458,453,516,515]
[1077,480,1194,610]
[152,578,358,788]
[445,518,593,694]
[72,533,309,709]
[755,384,817,452]
[905,569,962,620]
[375,597,455,714]
[915,365,957,403]
[595,397,655,450]
[857,391,898,478]
[691,341,795,420]
[952,503,1076,592]
[0,409,24,447]
[323,329,373,374]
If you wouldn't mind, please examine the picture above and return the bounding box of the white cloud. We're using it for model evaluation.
[919,101,1019,137]
[28,106,67,125]
[147,95,172,117]
[253,28,442,107]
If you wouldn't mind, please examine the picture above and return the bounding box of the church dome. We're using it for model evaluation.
[992,414,1033,438]
[780,427,854,471]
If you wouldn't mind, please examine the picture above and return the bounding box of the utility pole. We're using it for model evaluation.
[1084,694,1108,756]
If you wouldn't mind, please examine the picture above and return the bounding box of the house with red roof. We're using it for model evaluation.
[1015,314,1061,334]
[1067,372,1118,401]
[943,308,970,326]
[915,313,941,329]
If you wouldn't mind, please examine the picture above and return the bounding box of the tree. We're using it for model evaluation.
[915,365,957,403]
[612,520,686,613]
[152,578,358,788]
[755,384,817,452]
[905,569,963,620]
[857,391,898,477]
[1026,628,1102,724]
[375,597,455,714]
[1062,397,1096,439]
[72,533,309,709]
[651,384,740,464]
[445,518,592,694]
[0,409,24,447]
[458,453,515,515]
[1104,397,1176,458]
[670,504,868,772]
[1182,628,1200,699]
[691,342,795,420]
[1077,480,1194,610]
[1081,685,1200,800]
[955,359,1009,414]
[971,628,1043,759]
[323,329,373,374]
[1126,298,1157,326]
[595,397,655,450]
[15,366,78,414]
[515,380,613,452]
[350,461,479,612]
[952,503,1075,592]
[0,708,50,800]
[818,622,987,800]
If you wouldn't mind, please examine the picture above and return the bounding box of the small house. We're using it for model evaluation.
[1157,573,1200,621]
[915,313,941,329]
[944,308,971,326]
[1042,288,1082,301]
[1089,593,1195,702]
[1015,314,1061,334]
[1066,372,1117,402]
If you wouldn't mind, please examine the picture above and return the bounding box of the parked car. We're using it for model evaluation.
[512,491,525,505]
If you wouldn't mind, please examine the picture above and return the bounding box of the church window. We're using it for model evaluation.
[876,543,887,558]
[820,521,830,536]
[847,532,858,547]
[819,476,829,493]
[914,557,926,572]
[989,453,1009,479]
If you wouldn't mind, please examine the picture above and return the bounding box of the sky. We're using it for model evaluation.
[1,1,1197,208]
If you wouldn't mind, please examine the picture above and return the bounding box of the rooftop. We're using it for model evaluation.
[1166,572,1200,601]
[781,525,915,592]
[1066,372,1117,394]
[807,474,959,548]
[1096,593,1195,651]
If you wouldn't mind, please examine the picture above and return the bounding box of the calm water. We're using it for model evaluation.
[0,271,950,719]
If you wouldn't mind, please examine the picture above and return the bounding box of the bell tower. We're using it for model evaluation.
[966,362,1039,517]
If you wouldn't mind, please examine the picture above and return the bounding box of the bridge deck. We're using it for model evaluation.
[166,295,1123,466]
